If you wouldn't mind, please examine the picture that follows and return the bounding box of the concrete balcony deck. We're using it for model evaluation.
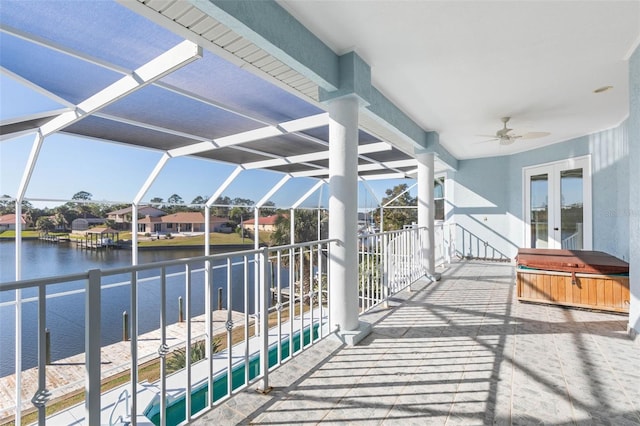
[194,260,639,425]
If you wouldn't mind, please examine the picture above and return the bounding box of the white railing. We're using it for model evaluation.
[1,226,440,425]
[357,226,448,314]
[1,240,335,426]
[434,222,455,266]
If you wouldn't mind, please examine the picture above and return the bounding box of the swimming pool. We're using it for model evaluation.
[144,323,320,425]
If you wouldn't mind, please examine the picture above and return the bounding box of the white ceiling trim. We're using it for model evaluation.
[123,0,323,103]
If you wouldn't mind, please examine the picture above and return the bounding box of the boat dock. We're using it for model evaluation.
[0,309,245,422]
[38,234,71,243]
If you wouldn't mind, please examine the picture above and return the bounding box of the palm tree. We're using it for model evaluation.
[271,210,327,300]
[166,338,221,373]
[270,210,324,245]
[229,206,244,224]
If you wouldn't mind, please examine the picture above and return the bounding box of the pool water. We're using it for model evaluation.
[145,323,320,425]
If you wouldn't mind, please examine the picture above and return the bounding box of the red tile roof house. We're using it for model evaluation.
[241,214,280,232]
[0,213,27,231]
[106,205,166,229]
[137,212,229,236]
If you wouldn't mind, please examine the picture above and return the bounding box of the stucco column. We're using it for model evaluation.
[628,44,640,338]
[417,153,440,280]
[328,95,369,343]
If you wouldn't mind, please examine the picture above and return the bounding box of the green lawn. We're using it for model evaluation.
[136,232,271,247]
[0,230,40,239]
[0,229,273,246]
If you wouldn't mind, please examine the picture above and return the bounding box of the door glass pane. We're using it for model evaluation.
[530,173,548,248]
[560,168,583,250]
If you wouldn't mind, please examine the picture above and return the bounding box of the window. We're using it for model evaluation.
[434,177,445,221]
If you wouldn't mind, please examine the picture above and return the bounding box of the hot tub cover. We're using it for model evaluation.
[516,248,629,275]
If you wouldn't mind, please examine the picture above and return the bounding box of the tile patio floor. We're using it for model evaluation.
[194,260,639,425]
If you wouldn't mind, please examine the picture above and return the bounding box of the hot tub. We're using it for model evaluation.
[516,248,630,313]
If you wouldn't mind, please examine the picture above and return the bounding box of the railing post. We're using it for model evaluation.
[122,311,129,341]
[86,269,101,426]
[257,246,272,394]
[159,268,167,426]
[130,271,138,424]
[205,260,214,409]
[34,285,49,426]
[382,233,389,309]
[45,328,51,365]
[407,231,413,292]
[184,265,192,423]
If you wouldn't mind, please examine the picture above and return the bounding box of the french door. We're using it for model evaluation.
[524,156,592,250]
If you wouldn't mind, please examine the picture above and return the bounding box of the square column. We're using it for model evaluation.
[328,95,370,343]
[628,44,640,338]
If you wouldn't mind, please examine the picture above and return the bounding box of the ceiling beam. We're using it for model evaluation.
[213,125,283,148]
[39,40,202,137]
[242,141,392,170]
[359,177,380,206]
[360,172,409,181]
[292,179,326,209]
[133,153,172,205]
[255,175,291,208]
[205,166,244,207]
[277,113,329,133]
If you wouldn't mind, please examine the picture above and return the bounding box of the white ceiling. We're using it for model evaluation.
[278,0,640,160]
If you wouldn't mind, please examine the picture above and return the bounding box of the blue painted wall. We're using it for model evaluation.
[452,121,630,262]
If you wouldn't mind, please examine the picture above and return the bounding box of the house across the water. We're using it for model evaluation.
[137,212,230,235]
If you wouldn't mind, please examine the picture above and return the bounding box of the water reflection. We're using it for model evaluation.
[0,240,282,377]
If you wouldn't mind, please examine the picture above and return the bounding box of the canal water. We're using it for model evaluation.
[0,240,281,377]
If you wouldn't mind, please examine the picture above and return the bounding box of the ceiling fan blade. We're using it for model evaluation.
[520,131,550,140]
[474,137,499,144]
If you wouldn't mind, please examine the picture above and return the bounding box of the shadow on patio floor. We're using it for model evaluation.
[194,260,640,425]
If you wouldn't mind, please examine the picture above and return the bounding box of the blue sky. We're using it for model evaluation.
[0,74,415,211]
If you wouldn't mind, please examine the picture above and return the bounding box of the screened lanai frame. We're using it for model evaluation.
[0,1,426,175]
[0,2,456,423]
[0,0,450,240]
[0,0,459,278]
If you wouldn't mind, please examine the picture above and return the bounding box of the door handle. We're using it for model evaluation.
[553,227,559,231]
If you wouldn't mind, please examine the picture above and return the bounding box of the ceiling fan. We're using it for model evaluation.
[479,117,549,145]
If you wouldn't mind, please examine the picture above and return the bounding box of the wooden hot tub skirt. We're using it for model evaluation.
[516,268,629,313]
